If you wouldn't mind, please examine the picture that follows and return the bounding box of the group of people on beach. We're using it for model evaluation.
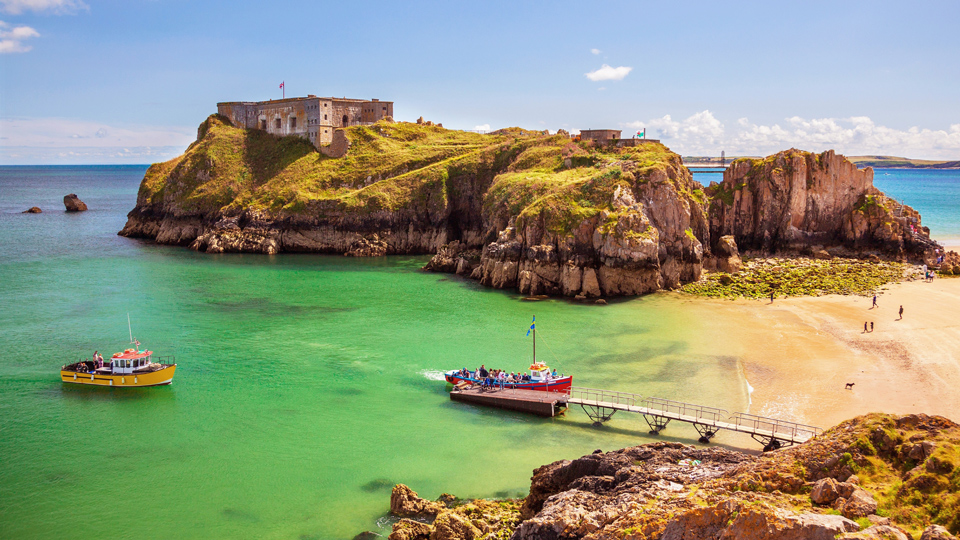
[864,296,905,332]
[454,364,561,389]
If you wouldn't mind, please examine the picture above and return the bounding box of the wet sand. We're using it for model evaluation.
[690,277,960,429]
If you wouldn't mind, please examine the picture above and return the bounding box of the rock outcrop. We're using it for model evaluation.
[22,207,42,213]
[708,149,937,262]
[63,194,88,212]
[381,413,959,540]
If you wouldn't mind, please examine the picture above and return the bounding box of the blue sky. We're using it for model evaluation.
[2,0,959,164]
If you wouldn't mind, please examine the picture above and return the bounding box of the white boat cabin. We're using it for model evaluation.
[110,350,154,374]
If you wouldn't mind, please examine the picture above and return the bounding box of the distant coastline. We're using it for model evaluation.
[684,155,960,169]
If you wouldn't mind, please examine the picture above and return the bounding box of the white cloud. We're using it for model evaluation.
[0,20,39,53]
[0,116,196,163]
[622,111,960,159]
[585,64,632,82]
[590,48,601,55]
[473,123,490,132]
[0,0,88,14]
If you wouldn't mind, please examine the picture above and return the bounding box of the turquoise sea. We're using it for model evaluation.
[1,166,958,539]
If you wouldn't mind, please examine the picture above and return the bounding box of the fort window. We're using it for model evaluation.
[290,117,297,129]
[324,114,328,120]
[260,120,267,130]
[342,115,348,126]
[275,118,281,129]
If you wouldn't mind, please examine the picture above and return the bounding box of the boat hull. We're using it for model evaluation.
[60,365,176,387]
[444,372,571,393]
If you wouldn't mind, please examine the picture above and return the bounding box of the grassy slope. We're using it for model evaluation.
[138,115,684,235]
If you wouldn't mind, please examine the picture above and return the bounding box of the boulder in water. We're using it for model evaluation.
[64,194,88,212]
[22,207,42,213]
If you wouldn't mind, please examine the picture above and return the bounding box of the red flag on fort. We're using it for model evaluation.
[279,81,285,99]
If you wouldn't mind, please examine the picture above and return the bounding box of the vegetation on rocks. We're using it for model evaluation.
[681,257,909,299]
[380,414,959,540]
[136,115,680,233]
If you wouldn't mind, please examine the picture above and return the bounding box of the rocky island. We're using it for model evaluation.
[120,116,944,298]
[380,413,959,540]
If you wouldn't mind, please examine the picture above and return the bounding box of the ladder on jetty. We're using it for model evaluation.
[565,387,822,451]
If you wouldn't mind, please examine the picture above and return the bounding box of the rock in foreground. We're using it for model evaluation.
[381,413,959,540]
[22,207,42,213]
[63,194,88,212]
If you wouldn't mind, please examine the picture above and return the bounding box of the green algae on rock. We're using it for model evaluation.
[681,257,910,299]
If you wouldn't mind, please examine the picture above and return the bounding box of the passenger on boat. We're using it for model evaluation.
[478,365,488,378]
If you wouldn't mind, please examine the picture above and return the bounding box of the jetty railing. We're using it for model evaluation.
[726,412,823,449]
[640,397,728,426]
[567,387,640,408]
[559,386,822,450]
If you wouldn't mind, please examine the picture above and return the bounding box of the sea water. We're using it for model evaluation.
[0,165,956,539]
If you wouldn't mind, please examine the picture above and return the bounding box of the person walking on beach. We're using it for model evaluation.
[872,295,877,308]
[870,322,874,332]
[864,322,868,333]
[899,305,904,320]
[770,292,775,304]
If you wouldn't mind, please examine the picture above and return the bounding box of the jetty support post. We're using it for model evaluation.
[693,423,719,443]
[643,414,670,435]
[580,404,617,426]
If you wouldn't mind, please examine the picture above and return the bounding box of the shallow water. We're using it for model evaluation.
[1,164,955,539]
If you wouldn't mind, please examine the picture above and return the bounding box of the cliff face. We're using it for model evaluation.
[432,150,709,297]
[707,149,937,261]
[382,413,960,540]
[121,116,709,297]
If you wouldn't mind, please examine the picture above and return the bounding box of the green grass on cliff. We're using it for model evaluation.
[138,115,689,237]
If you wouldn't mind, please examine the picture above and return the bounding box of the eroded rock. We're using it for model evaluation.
[390,484,444,519]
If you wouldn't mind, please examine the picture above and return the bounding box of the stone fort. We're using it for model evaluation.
[217,95,394,148]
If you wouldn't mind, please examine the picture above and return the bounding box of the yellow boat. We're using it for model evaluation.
[61,346,176,387]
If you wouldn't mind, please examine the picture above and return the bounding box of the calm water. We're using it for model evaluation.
[1,165,957,539]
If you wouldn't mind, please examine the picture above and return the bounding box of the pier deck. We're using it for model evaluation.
[445,383,822,450]
[450,386,567,417]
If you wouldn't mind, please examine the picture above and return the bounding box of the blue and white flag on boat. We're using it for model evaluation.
[526,315,535,336]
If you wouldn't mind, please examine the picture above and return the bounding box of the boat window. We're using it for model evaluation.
[126,360,131,368]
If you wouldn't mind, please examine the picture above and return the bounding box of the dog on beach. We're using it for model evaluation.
[845,382,855,390]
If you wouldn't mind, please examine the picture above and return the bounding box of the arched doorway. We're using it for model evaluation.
[342,115,348,126]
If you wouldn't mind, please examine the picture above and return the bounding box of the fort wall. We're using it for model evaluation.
[217,95,393,148]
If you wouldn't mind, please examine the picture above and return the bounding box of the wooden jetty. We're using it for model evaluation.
[449,385,567,417]
[565,387,822,451]
[446,383,822,451]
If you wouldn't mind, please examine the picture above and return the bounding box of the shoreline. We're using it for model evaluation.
[692,278,960,430]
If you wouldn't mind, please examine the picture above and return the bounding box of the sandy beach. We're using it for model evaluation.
[690,276,960,430]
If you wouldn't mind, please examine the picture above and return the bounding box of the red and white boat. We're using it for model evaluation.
[444,316,571,392]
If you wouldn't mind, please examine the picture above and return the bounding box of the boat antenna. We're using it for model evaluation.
[127,313,133,344]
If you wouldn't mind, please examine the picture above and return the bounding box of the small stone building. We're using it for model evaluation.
[217,95,394,148]
[579,129,622,144]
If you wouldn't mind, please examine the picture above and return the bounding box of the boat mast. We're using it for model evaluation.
[128,313,133,343]
[532,315,536,364]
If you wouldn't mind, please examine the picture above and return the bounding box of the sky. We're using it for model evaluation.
[1,0,959,164]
